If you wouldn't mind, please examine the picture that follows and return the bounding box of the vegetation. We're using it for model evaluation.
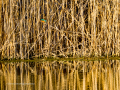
[0,0,120,60]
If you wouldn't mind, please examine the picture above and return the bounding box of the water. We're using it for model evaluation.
[0,59,120,90]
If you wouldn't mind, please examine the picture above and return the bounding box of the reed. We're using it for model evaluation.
[0,0,120,60]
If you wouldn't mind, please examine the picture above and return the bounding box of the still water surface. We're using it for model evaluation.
[0,59,120,90]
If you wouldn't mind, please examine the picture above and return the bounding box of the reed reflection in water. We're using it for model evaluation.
[0,60,120,90]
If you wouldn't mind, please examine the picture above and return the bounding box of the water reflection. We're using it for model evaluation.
[0,60,120,90]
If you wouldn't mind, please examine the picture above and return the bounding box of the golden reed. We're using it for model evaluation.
[0,0,120,59]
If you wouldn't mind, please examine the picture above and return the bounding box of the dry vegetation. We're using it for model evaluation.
[0,0,120,59]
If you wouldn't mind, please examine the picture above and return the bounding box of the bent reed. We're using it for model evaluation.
[0,0,120,60]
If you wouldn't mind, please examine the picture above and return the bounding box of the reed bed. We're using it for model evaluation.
[0,60,120,90]
[0,0,120,59]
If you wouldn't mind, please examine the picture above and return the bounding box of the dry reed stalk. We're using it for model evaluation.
[72,1,76,57]
[23,0,26,59]
[0,0,3,59]
[19,0,23,59]
[10,0,13,59]
[0,1,2,45]
[37,0,40,57]
[33,1,37,54]
[26,0,29,59]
